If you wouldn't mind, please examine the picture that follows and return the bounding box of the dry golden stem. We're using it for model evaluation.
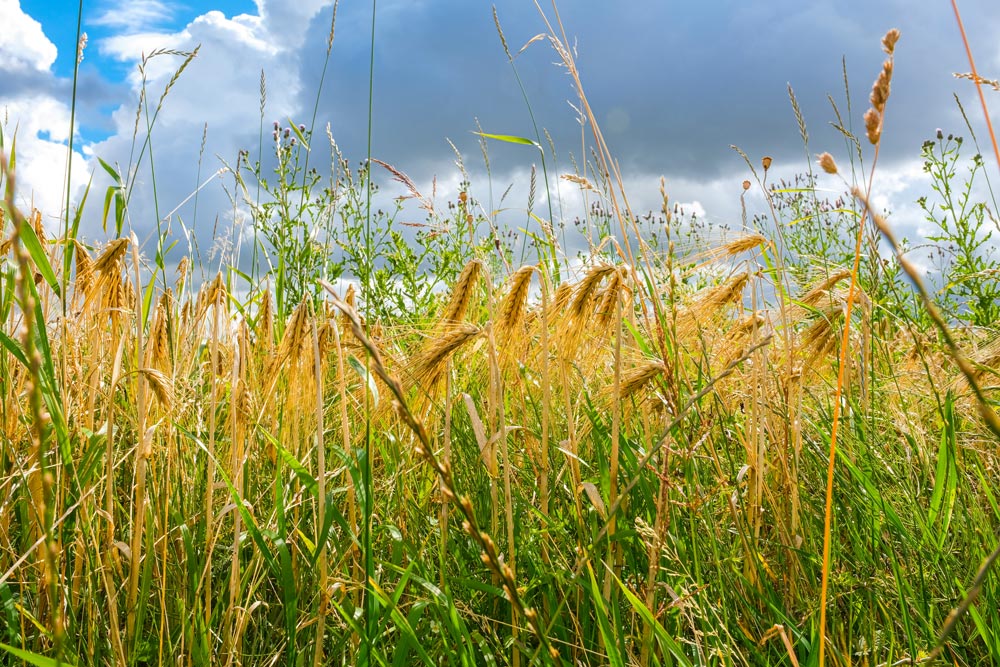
[126,233,149,643]
[310,307,328,667]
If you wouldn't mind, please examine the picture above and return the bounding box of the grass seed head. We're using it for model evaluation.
[439,259,483,326]
[818,152,838,174]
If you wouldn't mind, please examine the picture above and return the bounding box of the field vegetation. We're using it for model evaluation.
[1,4,1000,666]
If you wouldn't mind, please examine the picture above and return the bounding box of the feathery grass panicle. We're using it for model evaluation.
[861,29,899,146]
[561,173,599,192]
[817,152,838,174]
[371,157,435,215]
[882,28,901,54]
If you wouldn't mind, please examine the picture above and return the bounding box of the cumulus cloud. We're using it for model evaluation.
[4,0,998,278]
[82,0,333,251]
[0,0,89,223]
[0,0,57,72]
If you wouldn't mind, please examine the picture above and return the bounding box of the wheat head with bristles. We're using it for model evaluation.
[256,287,275,355]
[799,269,852,309]
[592,266,629,337]
[800,301,846,367]
[556,263,616,359]
[439,259,484,327]
[72,240,94,307]
[688,232,768,269]
[495,265,536,366]
[83,237,132,327]
[408,322,482,397]
[674,271,750,341]
[148,292,171,372]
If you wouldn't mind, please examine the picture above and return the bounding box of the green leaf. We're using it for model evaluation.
[348,354,379,407]
[372,578,435,666]
[7,130,16,173]
[0,643,76,667]
[63,172,92,282]
[97,156,121,182]
[927,393,958,551]
[586,563,624,667]
[473,132,541,150]
[259,428,318,496]
[286,118,311,150]
[17,220,60,299]
[0,330,28,366]
[614,573,694,666]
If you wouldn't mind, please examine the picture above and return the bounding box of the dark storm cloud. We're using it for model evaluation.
[298,0,1000,182]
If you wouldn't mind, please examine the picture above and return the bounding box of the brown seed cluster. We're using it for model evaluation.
[865,28,900,145]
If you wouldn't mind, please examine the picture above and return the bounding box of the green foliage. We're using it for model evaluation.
[918,131,1000,328]
[242,122,343,318]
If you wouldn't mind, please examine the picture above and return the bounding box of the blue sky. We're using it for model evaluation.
[2,0,999,273]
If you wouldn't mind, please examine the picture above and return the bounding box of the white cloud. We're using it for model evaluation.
[0,2,89,224]
[91,0,173,33]
[0,0,57,71]
[69,0,336,254]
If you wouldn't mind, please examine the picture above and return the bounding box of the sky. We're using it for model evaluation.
[2,0,999,277]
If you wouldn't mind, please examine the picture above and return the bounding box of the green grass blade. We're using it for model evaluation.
[0,643,76,667]
[16,221,60,299]
[473,131,541,149]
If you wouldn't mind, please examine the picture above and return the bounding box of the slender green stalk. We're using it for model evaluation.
[362,2,378,663]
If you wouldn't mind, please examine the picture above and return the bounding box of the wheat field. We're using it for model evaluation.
[2,13,1000,667]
